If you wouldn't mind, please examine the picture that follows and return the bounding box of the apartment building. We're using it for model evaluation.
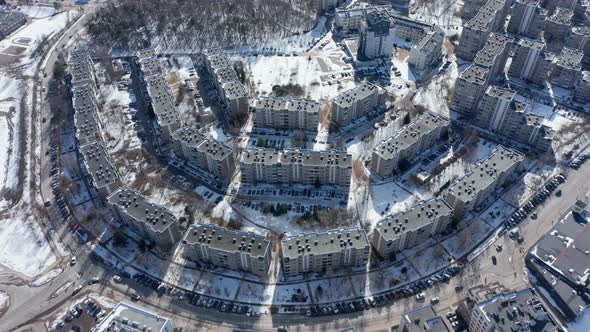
[94,302,174,332]
[136,50,182,145]
[450,64,490,114]
[332,81,382,126]
[443,146,524,219]
[240,149,353,187]
[0,8,26,40]
[252,97,320,132]
[371,113,448,177]
[507,0,547,38]
[70,50,97,92]
[107,187,181,250]
[144,75,182,143]
[551,47,583,88]
[182,224,271,276]
[334,5,392,33]
[408,26,444,70]
[79,141,122,197]
[171,127,235,181]
[473,33,514,78]
[400,306,450,332]
[281,228,370,276]
[475,86,553,151]
[543,0,578,11]
[508,38,555,86]
[359,10,396,59]
[371,198,453,258]
[72,84,103,146]
[462,0,490,21]
[574,71,590,103]
[458,0,509,61]
[545,6,574,42]
[203,49,248,116]
[468,289,560,332]
[314,0,338,13]
[565,26,590,60]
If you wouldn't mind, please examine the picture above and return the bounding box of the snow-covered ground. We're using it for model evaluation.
[17,5,57,18]
[31,267,63,287]
[0,212,56,277]
[0,290,9,314]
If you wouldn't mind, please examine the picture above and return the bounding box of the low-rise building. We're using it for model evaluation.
[443,146,524,220]
[408,26,444,71]
[171,127,235,181]
[473,33,514,78]
[526,204,590,321]
[508,38,554,86]
[281,228,370,276]
[94,302,174,332]
[252,97,320,132]
[182,224,272,276]
[458,0,509,61]
[551,47,583,88]
[0,8,27,40]
[507,0,547,38]
[107,187,181,250]
[79,141,122,197]
[332,81,382,126]
[468,289,560,332]
[359,10,396,59]
[240,149,352,187]
[545,6,574,42]
[574,71,590,103]
[400,306,450,332]
[475,86,553,152]
[371,113,448,177]
[450,64,490,114]
[371,198,453,258]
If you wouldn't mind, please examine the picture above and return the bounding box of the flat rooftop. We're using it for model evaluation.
[373,113,448,160]
[517,37,545,51]
[464,0,507,31]
[556,47,583,70]
[375,198,453,242]
[282,227,369,259]
[183,224,270,258]
[459,64,490,85]
[195,138,233,161]
[402,306,450,332]
[171,127,207,148]
[222,81,247,100]
[333,81,379,108]
[531,210,590,288]
[241,148,282,166]
[107,186,177,233]
[485,85,516,101]
[254,97,320,114]
[72,84,101,142]
[474,289,559,332]
[474,33,514,68]
[241,149,352,168]
[445,146,524,203]
[95,302,172,332]
[79,141,121,190]
[146,75,181,126]
[548,6,573,25]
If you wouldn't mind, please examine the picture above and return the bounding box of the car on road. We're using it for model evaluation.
[431,297,440,304]
[131,293,141,301]
[70,257,77,265]
[416,292,425,301]
[89,277,100,284]
[71,285,82,296]
[112,275,122,283]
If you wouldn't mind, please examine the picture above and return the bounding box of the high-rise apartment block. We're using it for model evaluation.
[204,49,248,116]
[458,0,509,61]
[551,47,583,88]
[508,38,555,86]
[332,81,382,126]
[507,0,547,38]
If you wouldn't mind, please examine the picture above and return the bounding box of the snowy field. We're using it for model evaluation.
[0,212,56,277]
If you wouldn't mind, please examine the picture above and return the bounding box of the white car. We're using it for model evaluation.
[112,275,122,283]
[431,297,440,304]
[416,292,425,301]
[70,257,77,265]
